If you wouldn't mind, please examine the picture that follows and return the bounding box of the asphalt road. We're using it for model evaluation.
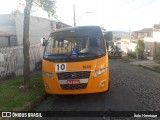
[31,59,160,120]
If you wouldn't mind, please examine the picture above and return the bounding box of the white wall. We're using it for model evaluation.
[15,14,56,45]
[153,31,160,42]
[144,37,153,42]
[129,42,136,52]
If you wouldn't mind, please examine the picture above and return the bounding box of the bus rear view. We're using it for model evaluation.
[42,26,109,95]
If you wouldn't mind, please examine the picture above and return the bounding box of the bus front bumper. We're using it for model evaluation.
[43,71,109,95]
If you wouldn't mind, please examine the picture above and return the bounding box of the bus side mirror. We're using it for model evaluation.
[41,38,47,46]
[106,42,108,50]
[104,31,113,41]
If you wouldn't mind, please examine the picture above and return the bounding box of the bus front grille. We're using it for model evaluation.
[60,83,88,90]
[57,71,90,80]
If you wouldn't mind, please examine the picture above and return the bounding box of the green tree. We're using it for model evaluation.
[23,0,56,89]
[135,40,145,59]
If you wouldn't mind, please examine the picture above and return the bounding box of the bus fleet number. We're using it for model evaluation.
[55,63,66,71]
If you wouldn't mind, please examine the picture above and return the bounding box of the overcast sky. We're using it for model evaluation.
[0,0,160,31]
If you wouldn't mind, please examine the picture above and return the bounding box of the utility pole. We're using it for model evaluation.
[129,28,131,42]
[73,4,76,27]
[73,4,92,27]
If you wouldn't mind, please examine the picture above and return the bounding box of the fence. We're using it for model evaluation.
[0,44,44,79]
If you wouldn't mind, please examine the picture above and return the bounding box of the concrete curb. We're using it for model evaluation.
[121,58,160,74]
[0,93,48,120]
[138,65,160,74]
[14,93,48,111]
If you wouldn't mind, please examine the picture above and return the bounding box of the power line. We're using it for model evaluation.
[111,0,135,9]
[54,15,73,26]
[126,0,158,14]
[54,15,63,23]
[112,0,159,19]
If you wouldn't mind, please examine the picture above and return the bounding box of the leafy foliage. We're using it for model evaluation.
[127,52,136,58]
[33,0,56,17]
[135,40,145,59]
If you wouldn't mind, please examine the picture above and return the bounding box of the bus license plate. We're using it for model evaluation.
[67,80,80,84]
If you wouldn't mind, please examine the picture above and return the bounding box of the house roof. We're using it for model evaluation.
[0,31,14,37]
[134,28,153,33]
[56,22,71,27]
[153,24,160,29]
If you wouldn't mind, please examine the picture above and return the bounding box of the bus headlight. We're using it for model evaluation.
[94,68,108,78]
[43,72,54,80]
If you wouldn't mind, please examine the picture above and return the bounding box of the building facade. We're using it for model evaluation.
[0,14,71,47]
[133,24,160,60]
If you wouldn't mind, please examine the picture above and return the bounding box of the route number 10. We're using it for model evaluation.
[55,63,66,71]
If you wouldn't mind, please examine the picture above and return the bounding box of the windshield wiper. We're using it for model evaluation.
[45,52,103,60]
[79,52,101,57]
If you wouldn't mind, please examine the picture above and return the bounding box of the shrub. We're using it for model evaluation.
[127,52,136,58]
[135,40,145,59]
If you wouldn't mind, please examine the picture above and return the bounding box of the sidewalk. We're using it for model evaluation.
[123,57,160,73]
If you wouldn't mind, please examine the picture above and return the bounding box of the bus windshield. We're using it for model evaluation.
[44,27,106,62]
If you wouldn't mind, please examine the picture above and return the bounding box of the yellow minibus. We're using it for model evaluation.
[41,26,109,95]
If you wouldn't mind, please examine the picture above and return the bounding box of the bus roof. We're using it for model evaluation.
[51,26,102,33]
[50,26,103,39]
